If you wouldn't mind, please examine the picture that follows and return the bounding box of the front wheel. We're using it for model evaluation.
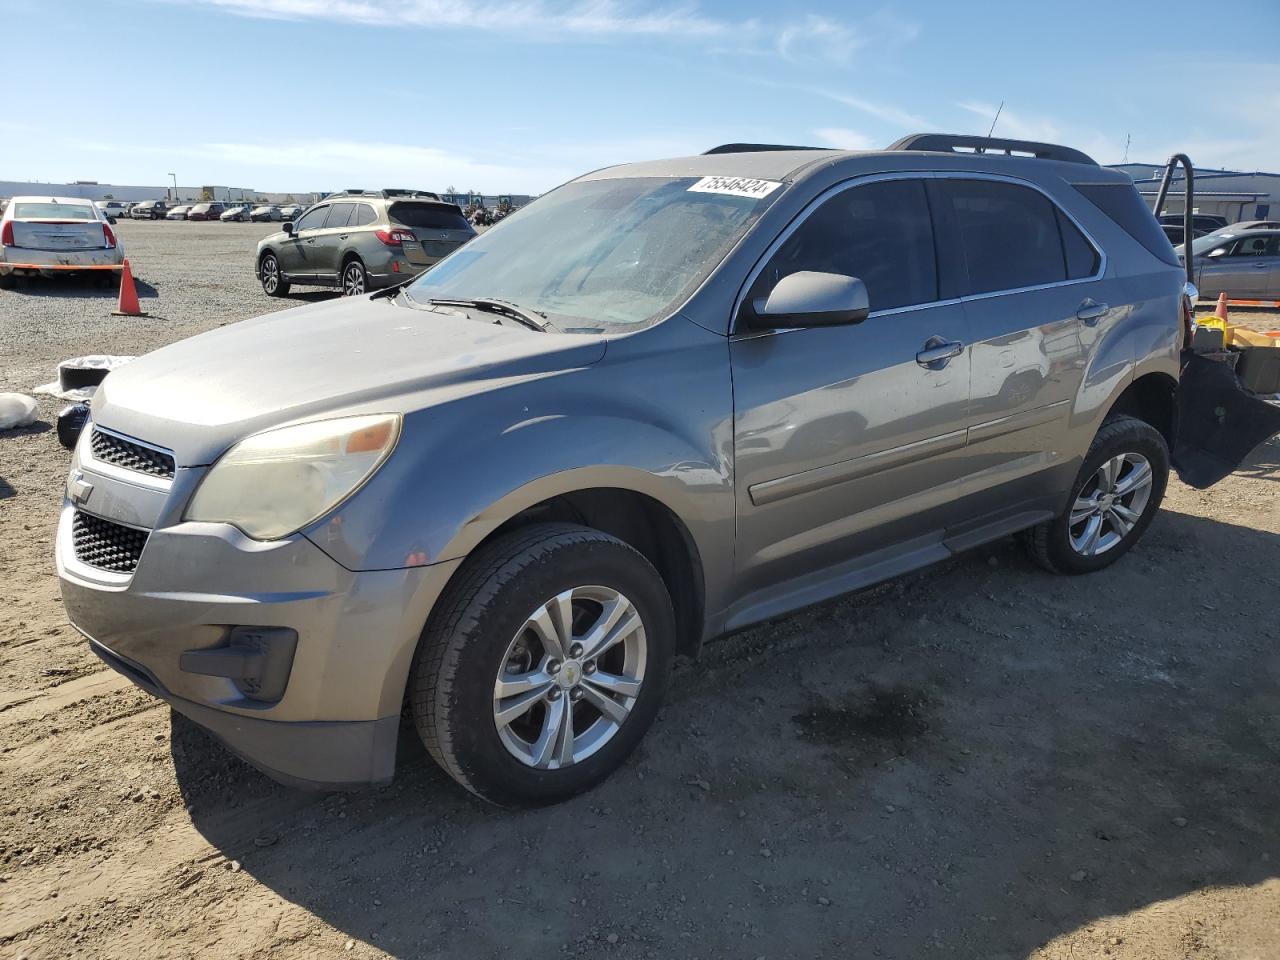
[409,523,675,806]
[1026,415,1169,574]
[340,258,367,296]
[258,252,289,297]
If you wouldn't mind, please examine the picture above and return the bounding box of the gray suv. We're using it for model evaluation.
[55,135,1266,806]
[255,189,476,297]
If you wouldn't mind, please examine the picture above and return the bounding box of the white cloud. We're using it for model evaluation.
[812,127,876,151]
[814,89,929,130]
[176,0,919,64]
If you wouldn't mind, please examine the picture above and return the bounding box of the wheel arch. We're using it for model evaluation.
[1103,371,1178,448]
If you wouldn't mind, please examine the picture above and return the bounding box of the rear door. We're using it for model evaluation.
[932,177,1101,515]
[310,202,356,280]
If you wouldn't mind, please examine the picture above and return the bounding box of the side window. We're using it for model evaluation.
[353,203,377,227]
[1057,208,1101,279]
[942,180,1068,295]
[748,178,938,314]
[294,206,328,231]
[1229,235,1274,257]
[324,202,356,229]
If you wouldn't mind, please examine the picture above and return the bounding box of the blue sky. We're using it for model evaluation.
[5,0,1278,193]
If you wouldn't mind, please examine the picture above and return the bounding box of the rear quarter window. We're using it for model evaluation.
[389,202,470,231]
[1073,182,1179,267]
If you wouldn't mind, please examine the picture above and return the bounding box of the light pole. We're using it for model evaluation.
[168,173,178,201]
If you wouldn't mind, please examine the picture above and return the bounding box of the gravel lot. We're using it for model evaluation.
[1,219,1278,960]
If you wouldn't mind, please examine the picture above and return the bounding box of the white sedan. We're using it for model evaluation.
[0,196,125,287]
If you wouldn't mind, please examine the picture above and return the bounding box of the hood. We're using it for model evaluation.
[93,296,606,465]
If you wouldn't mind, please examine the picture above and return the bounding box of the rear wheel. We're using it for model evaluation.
[0,272,14,290]
[259,252,289,297]
[409,523,675,807]
[1026,415,1168,574]
[340,258,367,297]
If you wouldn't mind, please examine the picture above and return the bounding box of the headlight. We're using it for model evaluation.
[185,414,401,540]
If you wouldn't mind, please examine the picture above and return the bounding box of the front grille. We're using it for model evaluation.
[72,511,149,573]
[90,429,175,480]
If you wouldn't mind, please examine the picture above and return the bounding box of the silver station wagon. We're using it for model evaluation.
[56,134,1276,806]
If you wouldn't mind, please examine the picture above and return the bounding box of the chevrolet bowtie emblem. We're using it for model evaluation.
[69,471,94,506]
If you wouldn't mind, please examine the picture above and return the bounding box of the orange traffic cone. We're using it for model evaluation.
[111,259,147,317]
[1214,291,1229,321]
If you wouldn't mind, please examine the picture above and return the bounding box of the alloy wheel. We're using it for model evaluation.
[1069,452,1153,556]
[261,256,279,294]
[342,263,365,296]
[493,585,647,769]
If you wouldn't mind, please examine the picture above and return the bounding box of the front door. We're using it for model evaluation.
[729,177,971,619]
[277,204,330,280]
[1198,232,1280,299]
[310,202,356,282]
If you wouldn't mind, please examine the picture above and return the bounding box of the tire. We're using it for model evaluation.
[340,258,367,297]
[259,252,289,297]
[0,272,14,290]
[1026,415,1169,575]
[409,522,676,807]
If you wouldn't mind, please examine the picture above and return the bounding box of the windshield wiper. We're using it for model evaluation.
[426,297,552,332]
[370,277,416,301]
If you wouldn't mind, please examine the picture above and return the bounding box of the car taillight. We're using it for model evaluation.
[102,222,116,249]
[0,221,13,246]
[375,228,416,246]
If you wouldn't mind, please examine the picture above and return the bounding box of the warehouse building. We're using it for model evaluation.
[1108,163,1279,225]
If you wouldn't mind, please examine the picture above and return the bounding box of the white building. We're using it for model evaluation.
[1108,163,1279,225]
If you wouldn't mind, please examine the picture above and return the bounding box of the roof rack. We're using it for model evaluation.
[887,133,1097,166]
[324,188,443,201]
[703,143,823,155]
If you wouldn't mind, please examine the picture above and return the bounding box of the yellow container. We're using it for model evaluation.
[1196,315,1235,346]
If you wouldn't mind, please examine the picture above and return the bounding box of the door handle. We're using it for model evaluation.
[1077,298,1109,326]
[1254,262,1269,268]
[916,337,964,369]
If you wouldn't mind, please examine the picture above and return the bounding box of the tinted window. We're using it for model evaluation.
[294,206,328,231]
[1057,209,1100,279]
[389,202,470,231]
[1074,182,1179,266]
[749,178,937,313]
[354,203,377,227]
[324,202,356,228]
[940,180,1066,295]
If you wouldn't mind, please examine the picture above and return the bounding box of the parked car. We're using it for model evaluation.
[1,195,124,287]
[278,204,304,221]
[166,205,192,220]
[131,200,168,220]
[96,201,131,221]
[1158,213,1228,233]
[249,205,282,222]
[219,205,253,222]
[1179,229,1280,300]
[187,202,226,221]
[56,135,1266,806]
[1161,223,1206,246]
[255,189,475,296]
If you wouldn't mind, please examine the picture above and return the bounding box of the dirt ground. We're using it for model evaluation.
[2,221,1278,959]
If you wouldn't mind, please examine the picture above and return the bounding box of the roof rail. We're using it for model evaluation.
[887,133,1097,166]
[324,188,443,201]
[703,143,823,155]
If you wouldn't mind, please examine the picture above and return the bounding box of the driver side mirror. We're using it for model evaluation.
[745,271,870,330]
[282,221,294,236]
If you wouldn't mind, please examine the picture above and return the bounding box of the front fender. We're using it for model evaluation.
[303,316,736,606]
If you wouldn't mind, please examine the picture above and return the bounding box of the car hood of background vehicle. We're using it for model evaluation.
[93,296,607,466]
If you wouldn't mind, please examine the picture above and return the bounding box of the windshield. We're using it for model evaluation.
[405,176,780,327]
[14,201,97,220]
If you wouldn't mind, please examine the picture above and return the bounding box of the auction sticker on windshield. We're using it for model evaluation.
[687,176,782,199]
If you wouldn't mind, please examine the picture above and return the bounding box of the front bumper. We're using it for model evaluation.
[55,448,461,788]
